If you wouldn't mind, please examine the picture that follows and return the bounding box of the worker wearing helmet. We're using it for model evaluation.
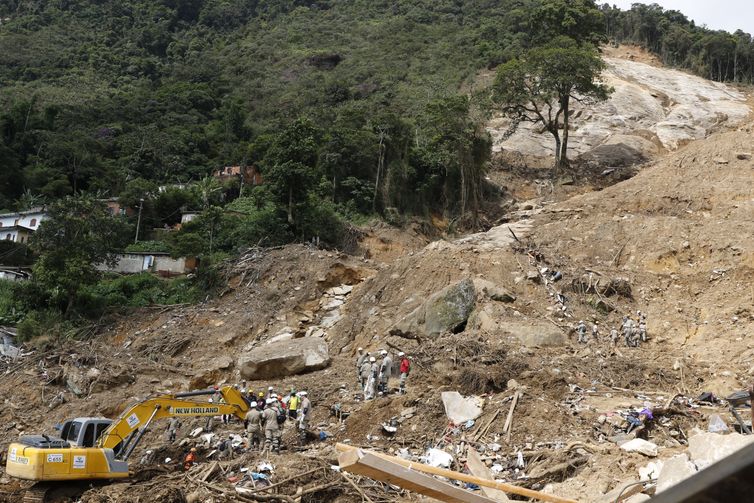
[365,357,378,400]
[356,347,367,383]
[262,399,281,454]
[245,401,263,450]
[398,352,410,394]
[378,350,393,394]
[297,391,311,445]
[288,388,300,420]
[359,353,372,390]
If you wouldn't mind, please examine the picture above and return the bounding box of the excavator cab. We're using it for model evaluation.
[58,418,113,448]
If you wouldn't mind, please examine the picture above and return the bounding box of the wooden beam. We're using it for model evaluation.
[336,443,578,503]
[339,448,498,503]
[465,447,510,502]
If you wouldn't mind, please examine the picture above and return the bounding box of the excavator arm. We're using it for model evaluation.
[98,385,249,455]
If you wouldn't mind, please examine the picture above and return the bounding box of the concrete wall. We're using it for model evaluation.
[97,254,195,275]
[154,256,190,275]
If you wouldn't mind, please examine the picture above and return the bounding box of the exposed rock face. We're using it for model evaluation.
[473,278,516,303]
[488,57,750,163]
[238,338,330,379]
[424,278,476,336]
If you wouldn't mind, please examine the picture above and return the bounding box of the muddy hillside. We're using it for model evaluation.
[2,79,754,503]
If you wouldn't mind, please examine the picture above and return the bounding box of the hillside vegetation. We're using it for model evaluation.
[2,1,751,214]
[0,0,752,335]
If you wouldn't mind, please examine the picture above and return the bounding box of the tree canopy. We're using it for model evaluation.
[493,38,611,169]
[30,194,131,313]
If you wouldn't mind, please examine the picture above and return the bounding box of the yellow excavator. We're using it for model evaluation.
[5,386,249,499]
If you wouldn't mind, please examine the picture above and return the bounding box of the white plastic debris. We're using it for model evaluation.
[707,414,729,433]
[639,461,663,481]
[423,448,454,468]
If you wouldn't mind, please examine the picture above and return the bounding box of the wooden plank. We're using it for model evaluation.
[336,443,579,503]
[339,449,498,503]
[465,447,510,502]
[502,392,520,442]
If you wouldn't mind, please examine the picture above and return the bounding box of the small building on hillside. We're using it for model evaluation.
[97,252,198,277]
[181,211,200,224]
[0,267,31,282]
[213,165,263,186]
[157,183,190,193]
[0,225,34,244]
[100,198,134,217]
[0,207,47,232]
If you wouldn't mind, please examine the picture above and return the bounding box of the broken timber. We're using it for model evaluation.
[339,448,497,503]
[465,446,510,502]
[336,443,578,503]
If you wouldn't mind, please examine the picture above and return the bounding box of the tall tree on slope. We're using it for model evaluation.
[493,38,611,170]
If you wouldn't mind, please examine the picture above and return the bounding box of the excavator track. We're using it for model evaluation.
[22,481,95,503]
[22,483,51,503]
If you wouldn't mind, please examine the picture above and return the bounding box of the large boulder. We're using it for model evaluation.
[238,338,330,379]
[424,278,476,336]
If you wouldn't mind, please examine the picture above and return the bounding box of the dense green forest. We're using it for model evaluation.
[1,1,750,218]
[601,3,754,83]
[0,0,535,219]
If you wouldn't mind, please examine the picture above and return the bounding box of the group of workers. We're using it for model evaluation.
[241,386,311,455]
[355,348,411,399]
[171,384,312,468]
[576,311,648,347]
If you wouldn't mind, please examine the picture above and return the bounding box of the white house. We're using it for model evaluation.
[0,207,47,234]
[0,226,34,244]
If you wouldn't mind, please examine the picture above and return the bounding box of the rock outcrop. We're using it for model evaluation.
[238,338,330,379]
[488,56,750,163]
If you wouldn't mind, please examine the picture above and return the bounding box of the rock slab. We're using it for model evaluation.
[500,320,567,347]
[441,391,483,424]
[656,454,696,493]
[238,338,330,379]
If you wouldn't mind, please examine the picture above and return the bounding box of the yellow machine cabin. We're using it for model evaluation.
[6,386,249,482]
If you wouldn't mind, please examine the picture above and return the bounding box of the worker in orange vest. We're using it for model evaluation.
[183,447,197,471]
